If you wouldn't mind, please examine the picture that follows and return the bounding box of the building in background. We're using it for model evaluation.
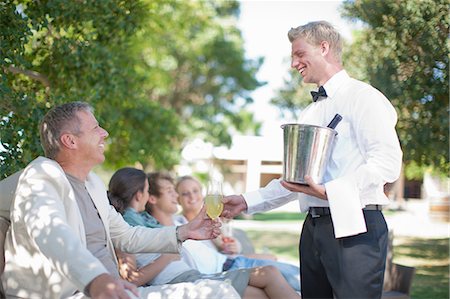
[178,135,283,195]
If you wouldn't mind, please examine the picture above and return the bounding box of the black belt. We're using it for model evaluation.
[309,205,383,218]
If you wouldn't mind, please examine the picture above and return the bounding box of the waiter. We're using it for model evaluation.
[221,20,403,299]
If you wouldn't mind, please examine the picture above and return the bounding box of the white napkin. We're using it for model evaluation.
[325,175,366,238]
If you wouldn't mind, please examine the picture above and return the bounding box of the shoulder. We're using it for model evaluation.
[346,78,388,100]
[12,157,73,212]
[123,208,138,219]
[335,77,391,111]
[122,210,133,222]
[340,78,398,122]
[26,156,64,176]
[19,156,69,189]
[122,208,145,227]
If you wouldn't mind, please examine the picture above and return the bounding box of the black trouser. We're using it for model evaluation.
[299,210,388,299]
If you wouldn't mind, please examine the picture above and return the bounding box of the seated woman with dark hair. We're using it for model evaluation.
[108,167,301,299]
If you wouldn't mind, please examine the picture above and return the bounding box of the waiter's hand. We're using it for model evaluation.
[281,175,328,200]
[221,195,248,218]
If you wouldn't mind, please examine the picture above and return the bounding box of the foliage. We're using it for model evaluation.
[137,0,264,146]
[0,0,264,178]
[0,0,177,177]
[270,68,312,121]
[341,0,449,175]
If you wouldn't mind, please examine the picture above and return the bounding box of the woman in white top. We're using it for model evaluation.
[175,175,301,292]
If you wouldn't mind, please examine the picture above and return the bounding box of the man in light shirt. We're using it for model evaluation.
[2,102,239,299]
[222,20,403,299]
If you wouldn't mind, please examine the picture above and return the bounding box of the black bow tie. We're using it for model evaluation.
[310,86,327,102]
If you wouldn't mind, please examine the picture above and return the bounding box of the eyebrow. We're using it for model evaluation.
[292,50,303,57]
[90,121,99,130]
[181,189,199,194]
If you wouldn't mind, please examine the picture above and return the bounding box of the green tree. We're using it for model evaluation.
[270,67,318,121]
[0,0,180,177]
[137,0,263,146]
[341,0,449,176]
[0,0,263,178]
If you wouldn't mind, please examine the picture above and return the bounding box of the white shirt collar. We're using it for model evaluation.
[323,70,350,99]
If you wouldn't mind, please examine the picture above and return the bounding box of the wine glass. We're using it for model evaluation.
[221,218,233,243]
[204,180,224,220]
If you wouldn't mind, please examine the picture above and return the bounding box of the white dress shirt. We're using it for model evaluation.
[244,70,403,238]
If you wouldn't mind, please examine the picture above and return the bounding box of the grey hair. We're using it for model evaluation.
[39,101,93,159]
[288,20,343,62]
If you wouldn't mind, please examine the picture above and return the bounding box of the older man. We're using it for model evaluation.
[2,102,239,299]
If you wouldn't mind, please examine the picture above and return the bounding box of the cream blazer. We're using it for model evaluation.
[2,157,179,299]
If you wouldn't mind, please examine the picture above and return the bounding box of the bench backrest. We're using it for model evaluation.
[0,170,23,276]
[0,170,22,221]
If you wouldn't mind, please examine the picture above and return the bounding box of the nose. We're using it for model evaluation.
[101,127,109,138]
[291,57,299,69]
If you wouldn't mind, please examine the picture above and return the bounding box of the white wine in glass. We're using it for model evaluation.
[205,180,223,220]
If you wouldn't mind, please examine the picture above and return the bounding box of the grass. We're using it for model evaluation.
[236,212,305,221]
[239,212,449,299]
[393,237,449,299]
[245,230,300,262]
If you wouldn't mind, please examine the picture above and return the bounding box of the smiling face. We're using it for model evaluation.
[176,178,204,216]
[290,37,327,86]
[151,178,179,215]
[72,110,109,166]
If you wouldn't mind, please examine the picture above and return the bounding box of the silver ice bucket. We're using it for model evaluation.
[282,124,337,184]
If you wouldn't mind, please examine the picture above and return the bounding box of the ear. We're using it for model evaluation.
[60,133,77,149]
[135,189,144,202]
[320,41,330,57]
[147,195,158,205]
